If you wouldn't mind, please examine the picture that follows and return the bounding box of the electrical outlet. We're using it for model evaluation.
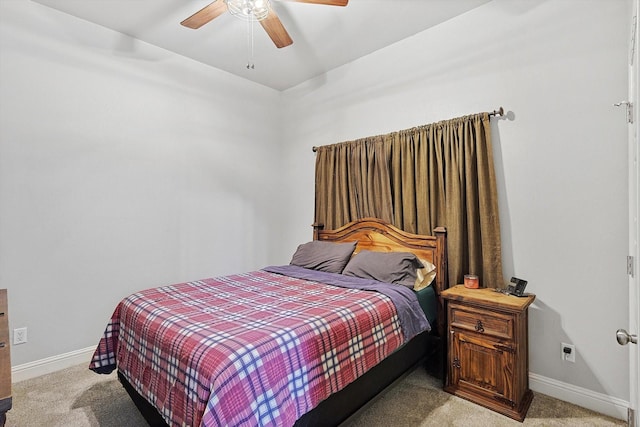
[561,342,575,363]
[14,327,28,345]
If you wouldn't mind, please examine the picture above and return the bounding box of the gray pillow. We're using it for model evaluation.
[290,240,357,273]
[342,250,422,288]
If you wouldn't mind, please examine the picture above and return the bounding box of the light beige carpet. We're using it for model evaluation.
[5,363,627,426]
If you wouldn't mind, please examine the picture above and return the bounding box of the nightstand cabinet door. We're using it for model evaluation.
[450,329,515,406]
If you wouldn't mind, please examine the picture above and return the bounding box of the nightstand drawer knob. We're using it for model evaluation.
[475,320,484,333]
[0,342,5,348]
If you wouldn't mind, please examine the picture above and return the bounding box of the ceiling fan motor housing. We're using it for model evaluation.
[226,0,271,22]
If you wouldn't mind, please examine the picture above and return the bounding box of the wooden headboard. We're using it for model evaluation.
[313,217,448,335]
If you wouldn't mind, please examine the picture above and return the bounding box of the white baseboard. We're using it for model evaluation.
[11,346,95,383]
[530,372,629,421]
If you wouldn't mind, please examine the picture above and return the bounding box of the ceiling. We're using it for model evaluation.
[32,0,491,91]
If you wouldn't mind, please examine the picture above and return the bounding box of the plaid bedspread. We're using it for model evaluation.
[89,268,420,426]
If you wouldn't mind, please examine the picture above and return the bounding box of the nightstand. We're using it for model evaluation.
[441,285,535,422]
[0,289,11,427]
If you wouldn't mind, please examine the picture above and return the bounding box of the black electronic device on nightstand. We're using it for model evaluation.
[507,277,528,297]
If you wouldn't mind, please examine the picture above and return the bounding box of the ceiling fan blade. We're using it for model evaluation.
[282,0,348,6]
[181,1,228,29]
[259,9,293,48]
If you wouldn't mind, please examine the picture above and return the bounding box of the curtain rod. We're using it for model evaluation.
[312,106,505,152]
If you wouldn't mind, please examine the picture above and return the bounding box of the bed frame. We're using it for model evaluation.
[118,217,448,426]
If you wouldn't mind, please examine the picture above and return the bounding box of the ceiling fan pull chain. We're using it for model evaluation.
[246,18,255,70]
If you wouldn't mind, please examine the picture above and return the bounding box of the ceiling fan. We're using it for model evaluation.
[181,0,349,48]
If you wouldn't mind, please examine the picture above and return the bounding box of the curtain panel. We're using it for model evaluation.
[314,113,503,288]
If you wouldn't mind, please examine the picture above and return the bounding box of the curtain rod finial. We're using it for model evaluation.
[488,107,504,117]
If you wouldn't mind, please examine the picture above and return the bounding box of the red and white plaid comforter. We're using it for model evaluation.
[89,269,407,426]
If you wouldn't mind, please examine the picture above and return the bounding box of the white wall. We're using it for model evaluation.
[281,0,630,408]
[0,1,283,366]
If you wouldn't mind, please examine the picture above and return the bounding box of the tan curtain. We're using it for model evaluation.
[314,113,504,288]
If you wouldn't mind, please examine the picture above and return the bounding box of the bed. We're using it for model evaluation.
[89,217,448,426]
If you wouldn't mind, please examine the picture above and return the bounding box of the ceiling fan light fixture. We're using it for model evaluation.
[225,0,271,22]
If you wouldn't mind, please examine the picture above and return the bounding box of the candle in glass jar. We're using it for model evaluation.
[464,274,480,289]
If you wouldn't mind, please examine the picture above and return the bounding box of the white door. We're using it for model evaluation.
[622,1,640,425]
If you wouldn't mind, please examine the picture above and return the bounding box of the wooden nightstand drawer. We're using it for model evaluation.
[449,304,513,340]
